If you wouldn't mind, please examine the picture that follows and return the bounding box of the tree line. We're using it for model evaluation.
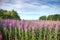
[39,14,60,21]
[0,9,60,21]
[0,9,21,20]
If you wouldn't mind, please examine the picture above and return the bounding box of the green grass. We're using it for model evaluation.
[0,25,60,40]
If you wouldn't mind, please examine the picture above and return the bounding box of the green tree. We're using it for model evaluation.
[11,10,20,20]
[0,9,4,18]
[47,15,53,20]
[39,16,46,20]
[0,9,21,20]
[39,14,60,21]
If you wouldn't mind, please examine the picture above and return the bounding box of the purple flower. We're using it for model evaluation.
[0,32,3,40]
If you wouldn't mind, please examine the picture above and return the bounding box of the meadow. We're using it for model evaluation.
[0,19,60,40]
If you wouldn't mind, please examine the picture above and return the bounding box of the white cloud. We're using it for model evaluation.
[39,5,50,9]
[0,0,60,14]
[0,0,60,20]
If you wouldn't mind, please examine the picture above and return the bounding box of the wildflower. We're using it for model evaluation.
[0,32,3,40]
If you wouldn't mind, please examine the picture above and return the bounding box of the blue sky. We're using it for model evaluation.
[0,0,60,20]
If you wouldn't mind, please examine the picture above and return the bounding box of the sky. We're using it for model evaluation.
[0,0,60,20]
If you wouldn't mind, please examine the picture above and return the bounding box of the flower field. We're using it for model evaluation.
[0,19,60,40]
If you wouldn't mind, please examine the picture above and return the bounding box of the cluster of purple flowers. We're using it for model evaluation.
[0,20,60,32]
[0,19,60,40]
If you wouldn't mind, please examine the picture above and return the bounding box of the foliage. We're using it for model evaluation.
[39,16,46,20]
[47,14,60,21]
[39,14,60,21]
[0,9,21,20]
